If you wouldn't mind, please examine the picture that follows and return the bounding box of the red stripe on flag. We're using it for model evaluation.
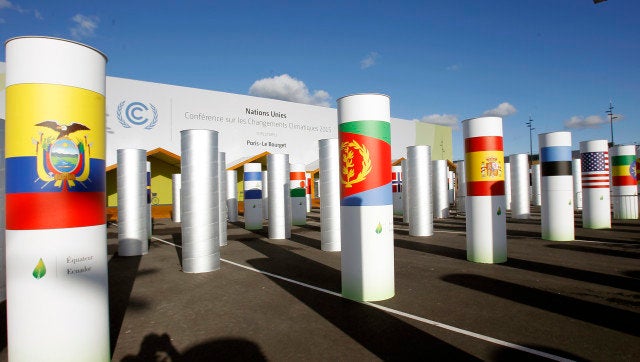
[467,181,505,196]
[6,192,106,230]
[612,176,637,186]
[582,185,610,189]
[290,172,305,180]
[465,136,503,152]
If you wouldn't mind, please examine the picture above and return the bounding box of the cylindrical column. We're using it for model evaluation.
[243,163,263,230]
[226,170,238,222]
[319,139,341,251]
[338,94,394,302]
[531,163,542,206]
[463,116,507,263]
[407,146,433,236]
[392,165,403,215]
[455,160,466,213]
[219,152,227,246]
[5,36,110,361]
[610,145,638,219]
[0,118,5,302]
[262,170,269,219]
[180,129,220,273]
[448,169,455,205]
[504,162,512,211]
[432,159,449,218]
[290,164,307,226]
[580,140,611,229]
[539,131,574,241]
[572,159,583,210]
[509,154,530,219]
[117,149,149,256]
[401,159,410,222]
[306,172,312,212]
[146,161,152,238]
[268,154,291,239]
[172,174,181,222]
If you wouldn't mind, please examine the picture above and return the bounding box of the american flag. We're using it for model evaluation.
[392,170,402,192]
[581,151,609,189]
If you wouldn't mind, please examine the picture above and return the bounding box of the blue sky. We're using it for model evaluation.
[1,0,638,160]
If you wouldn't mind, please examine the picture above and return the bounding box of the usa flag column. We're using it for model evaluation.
[463,117,507,263]
[5,37,110,361]
[338,94,394,302]
[243,163,263,230]
[539,132,574,241]
[580,140,611,229]
[610,145,638,219]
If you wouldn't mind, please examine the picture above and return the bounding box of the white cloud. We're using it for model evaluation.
[482,102,517,117]
[446,64,460,71]
[70,14,99,39]
[360,52,379,69]
[34,9,43,20]
[0,0,12,10]
[414,114,459,130]
[249,74,331,107]
[564,114,624,129]
[0,0,41,19]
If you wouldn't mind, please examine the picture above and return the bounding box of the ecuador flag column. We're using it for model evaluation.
[462,117,507,263]
[338,94,394,301]
[5,37,110,360]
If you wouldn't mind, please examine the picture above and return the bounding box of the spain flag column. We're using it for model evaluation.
[539,132,574,241]
[462,116,507,263]
[338,94,394,302]
[5,37,109,361]
[610,145,638,219]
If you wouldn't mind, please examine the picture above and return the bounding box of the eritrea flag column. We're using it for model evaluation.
[5,37,110,361]
[338,94,394,302]
[462,116,507,263]
[610,145,638,219]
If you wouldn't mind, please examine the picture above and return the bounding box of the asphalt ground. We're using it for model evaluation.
[1,207,639,361]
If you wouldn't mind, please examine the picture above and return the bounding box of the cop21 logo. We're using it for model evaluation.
[117,101,158,130]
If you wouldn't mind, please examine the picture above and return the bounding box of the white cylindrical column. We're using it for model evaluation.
[5,36,110,361]
[262,170,269,219]
[407,146,433,236]
[268,154,291,239]
[448,169,455,205]
[319,139,341,251]
[117,149,149,256]
[504,162,512,211]
[401,159,410,223]
[509,154,530,219]
[180,129,220,273]
[226,170,238,222]
[463,117,507,263]
[432,159,449,218]
[531,163,542,206]
[290,164,307,226]
[455,160,466,213]
[146,161,152,238]
[0,118,5,302]
[172,174,181,222]
[572,159,583,210]
[610,145,638,219]
[392,165,403,215]
[243,163,263,230]
[580,140,611,229]
[338,94,394,302]
[219,152,227,246]
[539,132,574,241]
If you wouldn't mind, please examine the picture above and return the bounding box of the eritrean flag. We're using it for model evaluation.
[611,154,637,186]
[339,120,392,206]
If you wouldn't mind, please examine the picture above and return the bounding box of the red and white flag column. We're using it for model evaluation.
[117,149,149,256]
[610,145,638,219]
[572,159,583,211]
[462,117,507,263]
[391,165,403,215]
[339,94,394,302]
[306,172,312,212]
[5,36,110,361]
[509,154,530,219]
[243,163,263,230]
[319,139,341,251]
[580,140,611,229]
[539,132,574,241]
[290,164,307,225]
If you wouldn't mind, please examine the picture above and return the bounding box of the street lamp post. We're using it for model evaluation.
[606,101,618,147]
[525,117,534,163]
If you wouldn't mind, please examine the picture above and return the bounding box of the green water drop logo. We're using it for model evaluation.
[600,195,604,200]
[569,200,572,205]
[252,204,256,208]
[33,258,46,280]
[375,222,382,234]
[497,207,502,216]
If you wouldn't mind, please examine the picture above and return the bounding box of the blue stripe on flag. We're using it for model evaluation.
[245,189,263,199]
[341,183,392,206]
[244,171,262,181]
[540,146,572,162]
